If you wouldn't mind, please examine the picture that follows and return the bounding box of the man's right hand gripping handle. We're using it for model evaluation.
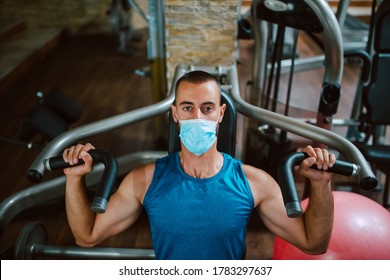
[44,146,118,213]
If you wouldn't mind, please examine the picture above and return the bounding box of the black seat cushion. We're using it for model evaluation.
[358,144,390,165]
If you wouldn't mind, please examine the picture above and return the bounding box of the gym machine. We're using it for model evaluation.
[107,0,134,53]
[13,149,361,259]
[327,0,372,52]
[0,64,377,259]
[250,0,343,127]
[0,88,82,150]
[246,0,345,178]
[0,0,381,261]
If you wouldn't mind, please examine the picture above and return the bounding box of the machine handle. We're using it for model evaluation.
[43,149,118,213]
[277,152,372,218]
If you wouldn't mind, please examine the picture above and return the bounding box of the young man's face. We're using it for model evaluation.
[172,80,226,123]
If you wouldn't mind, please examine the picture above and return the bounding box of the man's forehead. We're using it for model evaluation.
[176,94,220,106]
[176,81,221,101]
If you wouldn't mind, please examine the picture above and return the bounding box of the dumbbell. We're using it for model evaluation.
[14,221,155,259]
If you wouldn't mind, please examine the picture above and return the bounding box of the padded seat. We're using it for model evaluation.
[359,145,390,165]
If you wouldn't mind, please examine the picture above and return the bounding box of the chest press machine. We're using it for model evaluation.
[0,0,379,260]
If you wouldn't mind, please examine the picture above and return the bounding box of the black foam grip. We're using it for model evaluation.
[44,149,118,213]
[278,152,359,218]
[46,157,84,170]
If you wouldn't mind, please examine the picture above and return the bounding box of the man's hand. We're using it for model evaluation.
[298,145,336,183]
[62,143,95,178]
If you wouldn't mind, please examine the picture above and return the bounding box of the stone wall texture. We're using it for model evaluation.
[165,0,239,83]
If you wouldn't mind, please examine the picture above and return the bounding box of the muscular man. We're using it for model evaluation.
[63,70,335,260]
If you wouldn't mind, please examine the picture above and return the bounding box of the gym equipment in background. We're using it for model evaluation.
[352,0,390,207]
[246,0,344,178]
[107,0,134,53]
[0,88,82,150]
[312,0,373,52]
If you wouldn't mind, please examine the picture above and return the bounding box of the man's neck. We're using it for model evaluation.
[179,148,224,179]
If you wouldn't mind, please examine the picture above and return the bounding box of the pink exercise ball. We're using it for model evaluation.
[273,191,390,259]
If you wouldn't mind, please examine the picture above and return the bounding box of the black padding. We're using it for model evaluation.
[18,106,68,141]
[358,145,390,165]
[361,1,390,125]
[255,0,323,33]
[355,1,390,206]
[168,90,237,157]
[363,54,390,124]
[374,0,390,52]
[40,88,82,124]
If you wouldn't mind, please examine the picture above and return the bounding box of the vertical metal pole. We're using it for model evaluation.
[335,0,351,29]
[148,0,168,141]
[305,0,343,145]
[251,0,269,107]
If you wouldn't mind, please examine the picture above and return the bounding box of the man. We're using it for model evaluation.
[63,70,335,260]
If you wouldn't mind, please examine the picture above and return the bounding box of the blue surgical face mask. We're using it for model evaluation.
[178,118,218,155]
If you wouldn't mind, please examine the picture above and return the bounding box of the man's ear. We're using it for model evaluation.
[219,103,227,123]
[171,104,178,123]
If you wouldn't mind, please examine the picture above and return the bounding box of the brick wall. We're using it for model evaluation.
[165,0,239,83]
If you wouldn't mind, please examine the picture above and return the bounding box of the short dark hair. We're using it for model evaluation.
[174,70,221,104]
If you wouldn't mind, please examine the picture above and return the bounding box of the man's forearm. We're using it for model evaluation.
[65,176,96,246]
[304,181,334,253]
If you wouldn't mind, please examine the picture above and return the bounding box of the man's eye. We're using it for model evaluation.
[183,106,192,111]
[202,107,213,113]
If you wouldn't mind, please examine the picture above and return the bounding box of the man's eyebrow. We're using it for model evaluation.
[202,101,217,106]
[178,101,194,106]
[178,101,216,106]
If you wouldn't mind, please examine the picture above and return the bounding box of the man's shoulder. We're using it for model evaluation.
[241,163,275,184]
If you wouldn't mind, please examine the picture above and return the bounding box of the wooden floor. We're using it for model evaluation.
[0,26,387,259]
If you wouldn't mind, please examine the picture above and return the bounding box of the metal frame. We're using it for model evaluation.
[0,0,378,261]
[251,0,344,125]
[0,64,377,260]
[0,151,167,235]
[251,0,370,79]
[251,0,343,82]
[250,0,373,132]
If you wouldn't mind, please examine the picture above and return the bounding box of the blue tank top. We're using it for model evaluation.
[143,152,254,260]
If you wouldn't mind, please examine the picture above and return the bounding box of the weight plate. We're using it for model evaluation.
[14,221,47,259]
